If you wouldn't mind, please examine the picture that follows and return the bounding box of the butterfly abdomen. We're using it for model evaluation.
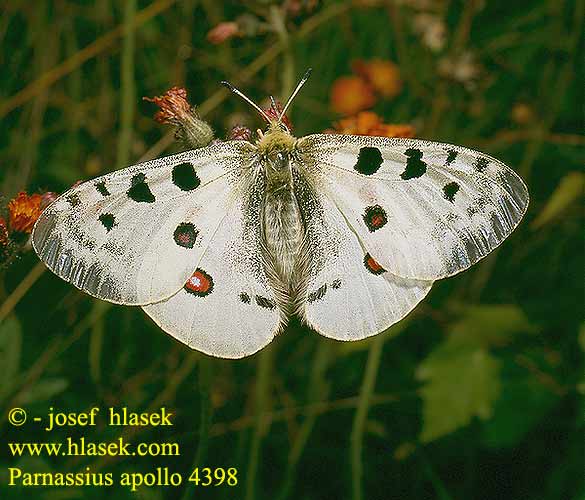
[261,152,308,323]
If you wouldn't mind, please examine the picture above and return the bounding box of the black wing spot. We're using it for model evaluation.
[98,213,116,232]
[95,181,110,197]
[173,223,198,248]
[67,194,81,207]
[354,147,383,175]
[172,162,201,191]
[446,149,458,165]
[400,148,427,180]
[331,279,342,289]
[127,173,155,203]
[255,295,276,310]
[239,292,251,304]
[443,181,460,202]
[363,205,388,232]
[307,284,327,303]
[475,157,489,172]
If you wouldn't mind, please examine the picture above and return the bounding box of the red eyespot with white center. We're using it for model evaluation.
[184,268,214,297]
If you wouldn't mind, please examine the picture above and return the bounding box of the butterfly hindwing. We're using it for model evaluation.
[142,170,281,358]
[294,161,433,340]
[298,134,529,281]
[32,141,255,305]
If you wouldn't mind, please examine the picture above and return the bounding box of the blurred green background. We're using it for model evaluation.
[0,1,583,499]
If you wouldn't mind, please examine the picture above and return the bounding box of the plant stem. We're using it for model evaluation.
[181,356,213,500]
[277,340,332,500]
[270,5,294,99]
[350,335,385,500]
[0,262,45,323]
[116,0,137,169]
[245,345,273,500]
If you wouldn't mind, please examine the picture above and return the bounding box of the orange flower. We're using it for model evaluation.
[511,103,535,125]
[143,87,192,125]
[330,76,376,116]
[8,191,43,233]
[333,111,415,138]
[352,59,402,99]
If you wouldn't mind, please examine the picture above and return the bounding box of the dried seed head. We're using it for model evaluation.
[144,87,192,125]
[144,87,214,149]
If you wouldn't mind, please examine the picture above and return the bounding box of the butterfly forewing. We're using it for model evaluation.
[32,141,255,305]
[298,134,529,281]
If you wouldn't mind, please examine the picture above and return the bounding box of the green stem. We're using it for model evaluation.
[116,0,136,169]
[245,346,273,500]
[270,5,294,99]
[277,340,332,500]
[350,335,385,500]
[181,356,213,500]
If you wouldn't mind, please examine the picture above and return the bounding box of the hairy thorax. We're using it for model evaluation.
[258,130,308,318]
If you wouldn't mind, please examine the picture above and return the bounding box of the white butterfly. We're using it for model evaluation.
[32,71,529,358]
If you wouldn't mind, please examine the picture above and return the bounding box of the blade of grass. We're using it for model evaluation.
[180,356,213,500]
[0,0,179,119]
[350,335,385,500]
[277,340,333,500]
[245,345,274,500]
[116,0,137,169]
[0,261,46,323]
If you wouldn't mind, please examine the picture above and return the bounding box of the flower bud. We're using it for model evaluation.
[229,125,253,141]
[144,87,214,149]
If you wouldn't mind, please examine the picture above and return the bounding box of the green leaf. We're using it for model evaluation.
[416,305,537,442]
[417,336,501,443]
[450,304,536,346]
[0,316,22,403]
[482,371,558,448]
[416,304,539,443]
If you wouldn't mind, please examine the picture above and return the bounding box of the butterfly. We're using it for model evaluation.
[32,70,529,358]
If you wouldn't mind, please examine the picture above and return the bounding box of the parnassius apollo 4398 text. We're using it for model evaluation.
[32,73,529,358]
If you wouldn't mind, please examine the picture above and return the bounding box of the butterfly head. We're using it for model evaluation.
[257,122,296,154]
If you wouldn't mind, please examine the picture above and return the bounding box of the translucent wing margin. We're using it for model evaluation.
[297,134,529,281]
[32,141,255,305]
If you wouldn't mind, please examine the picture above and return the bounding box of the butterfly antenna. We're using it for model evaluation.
[221,80,272,124]
[279,68,312,121]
